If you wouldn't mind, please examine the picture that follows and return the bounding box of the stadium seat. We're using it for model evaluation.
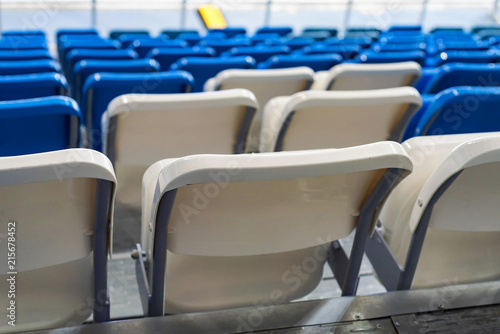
[170,56,255,92]
[129,39,188,58]
[0,36,47,50]
[204,67,315,152]
[324,37,373,49]
[0,96,80,156]
[2,30,45,37]
[257,87,421,153]
[257,54,342,71]
[367,132,500,290]
[0,148,115,332]
[64,49,138,80]
[250,33,280,45]
[0,49,52,61]
[71,58,160,103]
[118,34,158,48]
[425,50,500,67]
[419,63,500,94]
[59,39,120,64]
[148,47,216,71]
[138,142,412,315]
[255,26,293,37]
[0,59,60,75]
[197,38,252,55]
[409,87,500,137]
[220,45,290,62]
[296,44,361,59]
[311,61,421,91]
[372,42,426,53]
[80,71,194,151]
[177,32,202,46]
[302,27,338,38]
[355,50,426,66]
[102,89,258,242]
[161,29,199,39]
[56,28,98,40]
[283,37,315,51]
[0,72,67,100]
[109,29,149,40]
[209,27,247,38]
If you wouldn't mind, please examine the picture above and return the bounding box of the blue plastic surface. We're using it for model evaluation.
[0,96,80,156]
[355,50,426,66]
[130,39,188,58]
[255,27,293,37]
[0,49,52,61]
[221,45,290,62]
[209,28,247,38]
[0,59,60,75]
[148,47,216,71]
[257,53,342,71]
[197,39,253,55]
[0,73,67,100]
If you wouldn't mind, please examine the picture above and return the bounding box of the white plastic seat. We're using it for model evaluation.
[102,89,258,250]
[367,132,500,290]
[0,149,116,333]
[258,87,422,153]
[139,143,412,315]
[310,62,421,91]
[204,67,314,152]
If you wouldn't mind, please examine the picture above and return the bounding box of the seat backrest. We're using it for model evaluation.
[209,27,246,38]
[130,39,188,58]
[315,61,422,91]
[64,48,138,81]
[0,148,116,332]
[0,96,80,156]
[81,71,194,151]
[0,72,67,100]
[56,28,98,40]
[298,44,361,60]
[103,89,258,209]
[109,29,149,40]
[0,49,52,61]
[197,38,252,55]
[257,54,343,71]
[427,50,500,67]
[422,63,500,94]
[161,29,199,39]
[0,59,60,75]
[148,46,216,71]
[170,56,255,92]
[357,50,426,65]
[255,26,293,37]
[71,58,160,103]
[141,143,412,313]
[59,39,119,63]
[324,37,373,49]
[414,86,500,137]
[220,45,290,63]
[376,132,500,289]
[259,87,422,152]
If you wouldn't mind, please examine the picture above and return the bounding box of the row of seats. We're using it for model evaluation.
[3,61,500,157]
[3,131,500,331]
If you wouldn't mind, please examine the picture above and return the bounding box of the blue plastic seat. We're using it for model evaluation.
[388,25,422,33]
[81,71,194,150]
[379,35,426,44]
[161,29,199,39]
[0,49,52,61]
[197,38,252,55]
[257,54,342,71]
[355,50,426,66]
[209,27,246,38]
[324,37,373,49]
[71,58,160,103]
[430,27,464,34]
[118,34,158,48]
[250,33,281,45]
[302,27,338,38]
[56,28,98,40]
[0,36,48,50]
[147,47,216,71]
[0,59,60,75]
[0,96,80,156]
[109,30,149,40]
[0,72,67,100]
[372,42,426,53]
[345,28,380,40]
[170,56,255,92]
[409,87,500,137]
[177,32,202,47]
[255,27,293,37]
[297,31,331,41]
[221,45,290,62]
[64,49,139,81]
[425,50,500,67]
[297,44,361,59]
[283,37,315,51]
[130,39,188,58]
[59,39,120,64]
[419,63,500,94]
[2,30,45,37]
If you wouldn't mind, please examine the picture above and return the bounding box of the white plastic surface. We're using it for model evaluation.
[0,149,116,332]
[259,87,422,152]
[203,67,314,152]
[378,132,500,288]
[142,143,413,313]
[311,62,422,91]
